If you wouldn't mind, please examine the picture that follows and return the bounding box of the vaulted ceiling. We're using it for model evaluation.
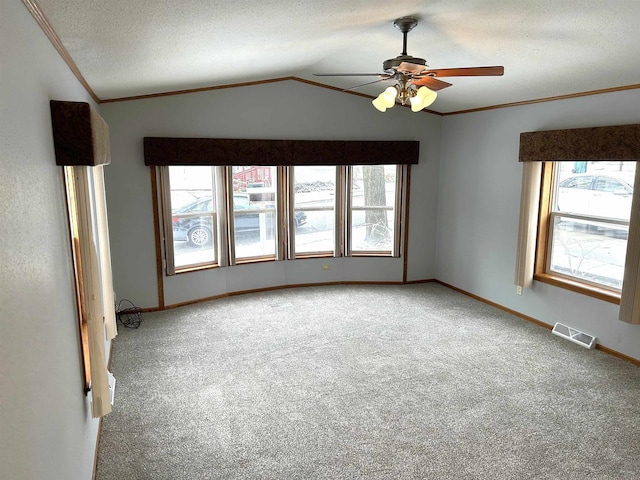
[31,0,640,114]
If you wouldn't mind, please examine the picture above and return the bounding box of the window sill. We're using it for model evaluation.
[533,272,620,304]
[234,255,276,265]
[294,252,335,260]
[175,263,218,275]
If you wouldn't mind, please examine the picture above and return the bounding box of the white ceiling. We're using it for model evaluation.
[34,0,640,114]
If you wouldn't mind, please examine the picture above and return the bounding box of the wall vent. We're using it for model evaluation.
[552,322,597,349]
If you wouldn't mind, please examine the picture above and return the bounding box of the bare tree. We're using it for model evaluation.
[363,165,389,242]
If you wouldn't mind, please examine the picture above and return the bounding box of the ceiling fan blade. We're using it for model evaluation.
[411,77,452,91]
[344,77,393,92]
[313,73,387,77]
[424,66,504,77]
[397,62,428,75]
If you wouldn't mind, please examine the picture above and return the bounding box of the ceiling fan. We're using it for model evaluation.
[314,16,504,112]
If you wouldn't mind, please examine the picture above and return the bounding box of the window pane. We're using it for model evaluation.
[169,166,216,269]
[352,209,395,251]
[547,161,635,291]
[351,165,396,253]
[549,215,628,289]
[292,166,336,255]
[555,161,635,220]
[232,166,277,260]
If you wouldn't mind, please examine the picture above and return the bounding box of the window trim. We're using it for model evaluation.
[534,161,622,304]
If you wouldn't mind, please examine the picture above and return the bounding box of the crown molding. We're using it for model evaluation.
[22,0,99,103]
[443,83,640,116]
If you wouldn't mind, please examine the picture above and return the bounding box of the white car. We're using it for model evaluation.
[557,173,633,220]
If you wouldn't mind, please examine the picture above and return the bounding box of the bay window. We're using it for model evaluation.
[158,164,406,273]
[144,137,418,277]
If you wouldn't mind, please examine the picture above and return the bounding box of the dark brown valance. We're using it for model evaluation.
[50,101,111,166]
[143,137,419,166]
[519,124,640,162]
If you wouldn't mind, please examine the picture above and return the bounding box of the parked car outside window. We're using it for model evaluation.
[557,173,633,220]
[172,195,306,246]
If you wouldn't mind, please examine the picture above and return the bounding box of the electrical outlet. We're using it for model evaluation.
[321,264,330,270]
[516,285,523,296]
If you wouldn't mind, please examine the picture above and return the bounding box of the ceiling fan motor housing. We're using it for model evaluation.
[383,55,426,73]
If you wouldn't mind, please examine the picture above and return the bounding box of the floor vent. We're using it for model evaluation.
[270,302,293,310]
[552,322,597,349]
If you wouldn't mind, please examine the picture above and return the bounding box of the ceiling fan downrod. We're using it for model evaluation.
[393,17,418,56]
[383,17,426,73]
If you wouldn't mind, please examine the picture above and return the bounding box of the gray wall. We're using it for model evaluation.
[437,89,640,360]
[100,82,442,307]
[0,2,102,479]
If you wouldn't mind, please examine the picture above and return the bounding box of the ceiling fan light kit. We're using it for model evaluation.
[372,84,437,113]
[314,16,503,113]
[372,86,399,112]
[410,86,438,112]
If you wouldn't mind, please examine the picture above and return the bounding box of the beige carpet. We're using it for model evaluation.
[96,283,640,479]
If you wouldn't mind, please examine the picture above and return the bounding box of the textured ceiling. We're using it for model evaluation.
[33,0,640,113]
